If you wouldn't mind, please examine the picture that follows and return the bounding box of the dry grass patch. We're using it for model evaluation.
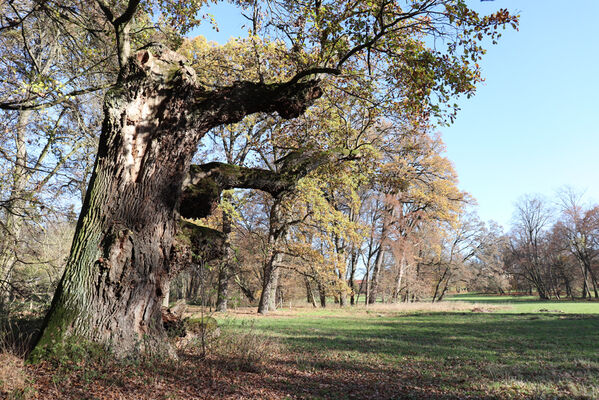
[359,301,504,314]
[211,319,281,372]
[210,301,505,320]
[0,352,32,398]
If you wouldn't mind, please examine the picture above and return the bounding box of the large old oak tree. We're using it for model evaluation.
[14,0,515,358]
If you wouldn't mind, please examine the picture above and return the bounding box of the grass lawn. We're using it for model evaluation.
[5,297,599,399]
[447,293,599,314]
[215,298,599,399]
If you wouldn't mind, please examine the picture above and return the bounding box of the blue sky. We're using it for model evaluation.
[439,0,599,229]
[192,1,599,229]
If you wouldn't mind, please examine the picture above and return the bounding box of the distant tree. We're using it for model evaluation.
[428,213,482,302]
[366,128,465,303]
[464,221,509,294]
[506,195,555,299]
[554,189,599,298]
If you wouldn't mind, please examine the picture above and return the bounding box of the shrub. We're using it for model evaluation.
[0,317,43,358]
[212,320,279,373]
[184,315,218,335]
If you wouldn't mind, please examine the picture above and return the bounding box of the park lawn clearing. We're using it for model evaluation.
[218,300,599,399]
[447,293,599,314]
[10,298,599,399]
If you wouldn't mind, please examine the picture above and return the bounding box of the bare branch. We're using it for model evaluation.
[0,85,110,110]
[94,0,115,23]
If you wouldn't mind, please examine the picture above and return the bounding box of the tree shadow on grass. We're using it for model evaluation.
[20,313,599,399]
[251,313,599,398]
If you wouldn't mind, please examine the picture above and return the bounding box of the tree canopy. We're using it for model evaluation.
[0,0,518,359]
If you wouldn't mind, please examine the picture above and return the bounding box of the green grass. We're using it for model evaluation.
[448,293,599,314]
[216,299,599,399]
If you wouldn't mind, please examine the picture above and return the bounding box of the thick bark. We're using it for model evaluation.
[161,284,170,307]
[267,267,281,311]
[338,290,347,307]
[180,149,354,220]
[32,48,323,359]
[257,198,288,315]
[258,253,282,314]
[215,266,229,312]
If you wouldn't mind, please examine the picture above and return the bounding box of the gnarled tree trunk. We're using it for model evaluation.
[32,48,322,358]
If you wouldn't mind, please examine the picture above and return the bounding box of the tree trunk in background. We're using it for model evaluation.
[267,265,281,311]
[0,110,32,305]
[438,275,451,302]
[318,281,326,307]
[305,277,316,307]
[339,290,347,307]
[32,49,322,358]
[258,198,288,315]
[258,248,283,314]
[338,270,347,307]
[187,268,203,301]
[432,266,449,303]
[580,263,589,299]
[348,250,357,306]
[235,275,256,303]
[216,192,234,312]
[369,213,390,305]
[392,253,407,303]
[215,267,229,312]
[257,264,276,314]
[368,245,385,305]
[364,267,370,306]
[586,263,599,299]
